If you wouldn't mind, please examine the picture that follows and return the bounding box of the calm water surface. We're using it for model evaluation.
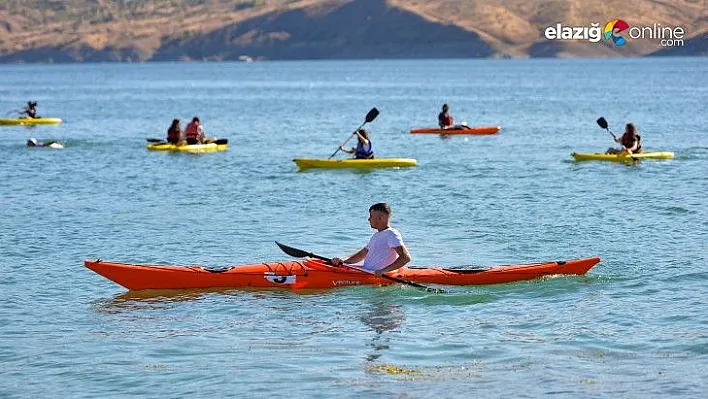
[0,58,707,397]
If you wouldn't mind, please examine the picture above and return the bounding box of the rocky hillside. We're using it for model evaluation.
[0,0,705,62]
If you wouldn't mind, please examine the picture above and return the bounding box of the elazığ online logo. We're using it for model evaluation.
[544,20,685,47]
[603,19,630,46]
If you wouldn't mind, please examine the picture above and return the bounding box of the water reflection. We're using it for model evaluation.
[92,287,333,313]
[359,290,405,362]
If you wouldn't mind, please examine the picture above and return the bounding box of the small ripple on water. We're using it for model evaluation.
[661,206,695,214]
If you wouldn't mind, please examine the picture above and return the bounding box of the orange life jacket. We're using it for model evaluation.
[185,122,201,140]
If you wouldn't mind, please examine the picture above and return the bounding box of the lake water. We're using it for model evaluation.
[0,58,706,397]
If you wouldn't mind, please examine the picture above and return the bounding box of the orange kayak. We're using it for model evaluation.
[410,126,501,135]
[84,257,600,291]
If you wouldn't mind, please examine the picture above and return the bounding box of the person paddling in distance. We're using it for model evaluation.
[437,103,470,131]
[339,128,374,159]
[438,104,454,129]
[21,101,39,119]
[606,123,642,155]
[166,119,183,144]
[331,203,412,276]
[184,117,204,144]
[27,138,62,148]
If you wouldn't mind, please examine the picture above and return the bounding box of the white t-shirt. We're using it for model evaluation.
[362,227,405,271]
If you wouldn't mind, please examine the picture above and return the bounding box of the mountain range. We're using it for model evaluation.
[0,0,706,62]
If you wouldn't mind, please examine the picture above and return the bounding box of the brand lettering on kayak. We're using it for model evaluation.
[332,280,362,286]
[264,274,296,285]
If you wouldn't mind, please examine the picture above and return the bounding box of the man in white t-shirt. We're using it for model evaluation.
[331,203,412,276]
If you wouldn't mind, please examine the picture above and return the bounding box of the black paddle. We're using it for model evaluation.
[596,117,637,161]
[275,241,446,293]
[328,107,379,159]
[596,117,617,140]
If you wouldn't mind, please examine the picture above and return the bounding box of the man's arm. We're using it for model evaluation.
[343,247,368,264]
[376,245,411,275]
[332,247,368,266]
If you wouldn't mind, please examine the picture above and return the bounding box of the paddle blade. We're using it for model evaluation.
[276,242,309,258]
[596,117,608,129]
[365,107,379,123]
[146,138,164,143]
[276,242,334,263]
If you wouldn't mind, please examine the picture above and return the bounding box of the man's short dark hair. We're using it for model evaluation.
[369,203,391,214]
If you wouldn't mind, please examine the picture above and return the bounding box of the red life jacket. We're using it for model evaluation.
[167,127,182,143]
[621,133,642,153]
[185,122,201,140]
[438,112,453,128]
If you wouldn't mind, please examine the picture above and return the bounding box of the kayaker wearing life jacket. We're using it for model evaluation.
[184,117,204,145]
[331,203,412,276]
[21,101,39,119]
[438,104,454,129]
[339,129,374,159]
[166,119,182,144]
[606,123,642,155]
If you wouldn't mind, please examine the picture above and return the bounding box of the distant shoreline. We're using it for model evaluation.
[0,54,705,66]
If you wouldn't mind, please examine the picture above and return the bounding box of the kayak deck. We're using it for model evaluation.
[147,142,228,153]
[0,117,62,126]
[294,158,417,170]
[84,257,601,291]
[410,126,501,135]
[571,151,674,162]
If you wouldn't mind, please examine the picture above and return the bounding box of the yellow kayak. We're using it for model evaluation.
[571,151,674,162]
[0,117,62,126]
[146,140,228,153]
[294,158,417,170]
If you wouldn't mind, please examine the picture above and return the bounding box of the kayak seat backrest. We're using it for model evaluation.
[441,268,489,274]
[203,266,235,273]
[409,266,489,274]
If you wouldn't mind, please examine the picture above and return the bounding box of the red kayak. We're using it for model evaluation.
[410,126,501,135]
[85,257,601,291]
